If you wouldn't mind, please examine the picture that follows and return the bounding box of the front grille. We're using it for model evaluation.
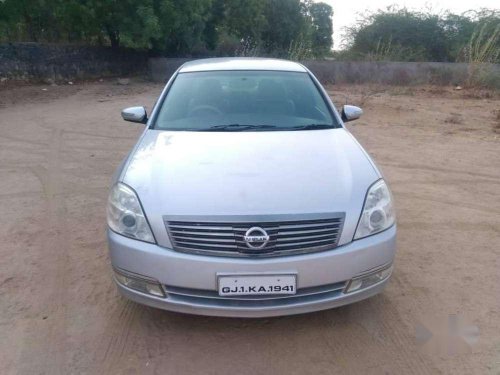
[163,281,347,307]
[164,213,345,257]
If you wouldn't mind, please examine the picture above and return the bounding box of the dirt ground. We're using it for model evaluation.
[0,79,499,375]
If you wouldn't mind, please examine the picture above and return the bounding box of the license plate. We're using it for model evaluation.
[218,274,297,296]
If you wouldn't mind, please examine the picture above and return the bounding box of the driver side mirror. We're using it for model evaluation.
[121,106,148,124]
[341,105,363,122]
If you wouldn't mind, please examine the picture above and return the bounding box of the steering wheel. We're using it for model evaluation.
[189,105,223,116]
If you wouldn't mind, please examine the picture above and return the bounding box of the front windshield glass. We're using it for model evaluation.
[153,70,339,131]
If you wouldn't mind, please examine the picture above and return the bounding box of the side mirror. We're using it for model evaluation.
[121,106,148,124]
[341,105,363,122]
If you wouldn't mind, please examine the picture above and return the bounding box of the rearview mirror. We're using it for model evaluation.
[121,106,148,124]
[341,105,363,122]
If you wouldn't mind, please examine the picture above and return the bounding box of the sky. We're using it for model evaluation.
[320,0,500,49]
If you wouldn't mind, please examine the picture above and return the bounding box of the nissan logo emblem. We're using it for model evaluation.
[243,227,270,249]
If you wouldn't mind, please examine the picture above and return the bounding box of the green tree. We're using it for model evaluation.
[203,0,225,50]
[346,8,449,61]
[163,0,213,55]
[0,0,61,42]
[261,0,306,53]
[308,2,333,55]
[342,7,499,62]
[223,0,266,46]
[86,0,142,48]
[0,0,335,58]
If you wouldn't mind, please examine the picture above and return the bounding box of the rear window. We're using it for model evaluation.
[153,70,339,131]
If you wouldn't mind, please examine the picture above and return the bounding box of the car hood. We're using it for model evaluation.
[122,129,380,246]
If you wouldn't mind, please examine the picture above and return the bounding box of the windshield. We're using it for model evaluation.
[153,70,339,131]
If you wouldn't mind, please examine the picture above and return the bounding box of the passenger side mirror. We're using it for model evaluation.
[341,105,363,122]
[121,106,148,124]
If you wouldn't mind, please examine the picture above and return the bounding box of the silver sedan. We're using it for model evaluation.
[107,58,396,317]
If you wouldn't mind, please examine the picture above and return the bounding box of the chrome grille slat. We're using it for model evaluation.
[164,281,346,301]
[169,230,236,237]
[175,247,237,255]
[173,235,236,243]
[275,240,336,249]
[276,226,340,235]
[165,214,345,257]
[174,241,237,249]
[275,232,338,243]
[233,228,279,232]
[278,221,341,230]
[168,224,234,231]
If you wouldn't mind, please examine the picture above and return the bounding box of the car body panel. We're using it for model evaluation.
[179,57,308,73]
[122,128,379,248]
[116,274,390,318]
[109,225,395,290]
[108,224,396,317]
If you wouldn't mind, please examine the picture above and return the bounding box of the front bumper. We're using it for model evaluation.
[108,225,396,317]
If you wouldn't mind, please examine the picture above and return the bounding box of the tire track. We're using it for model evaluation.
[380,162,500,182]
[17,128,72,375]
[321,298,438,374]
[391,271,478,375]
[394,192,500,215]
[397,221,500,233]
[91,298,141,374]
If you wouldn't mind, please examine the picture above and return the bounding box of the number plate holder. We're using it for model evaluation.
[217,274,297,296]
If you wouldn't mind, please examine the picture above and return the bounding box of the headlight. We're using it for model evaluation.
[107,183,155,243]
[354,179,395,240]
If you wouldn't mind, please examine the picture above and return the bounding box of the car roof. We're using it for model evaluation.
[178,58,307,73]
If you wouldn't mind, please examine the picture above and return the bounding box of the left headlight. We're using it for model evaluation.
[354,179,395,240]
[107,182,155,243]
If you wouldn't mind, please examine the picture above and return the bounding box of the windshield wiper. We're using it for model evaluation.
[285,124,334,130]
[203,124,280,131]
[168,124,333,132]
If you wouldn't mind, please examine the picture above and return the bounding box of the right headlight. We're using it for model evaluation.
[354,179,395,240]
[107,182,155,243]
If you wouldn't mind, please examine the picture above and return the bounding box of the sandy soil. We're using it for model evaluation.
[0,80,499,375]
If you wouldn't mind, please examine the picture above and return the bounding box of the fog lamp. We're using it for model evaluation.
[114,269,165,297]
[344,264,393,293]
